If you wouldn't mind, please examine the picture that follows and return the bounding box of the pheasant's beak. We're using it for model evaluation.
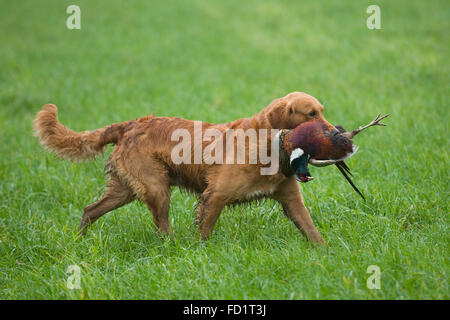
[297,173,314,183]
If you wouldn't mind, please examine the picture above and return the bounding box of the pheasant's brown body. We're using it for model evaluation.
[286,120,353,160]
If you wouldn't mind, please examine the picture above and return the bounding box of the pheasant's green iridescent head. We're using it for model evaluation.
[290,148,313,183]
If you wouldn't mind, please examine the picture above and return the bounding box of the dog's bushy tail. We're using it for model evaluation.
[33,104,123,161]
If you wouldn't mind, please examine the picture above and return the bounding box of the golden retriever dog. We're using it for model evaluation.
[34,92,332,244]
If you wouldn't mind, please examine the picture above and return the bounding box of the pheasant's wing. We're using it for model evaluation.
[335,161,365,200]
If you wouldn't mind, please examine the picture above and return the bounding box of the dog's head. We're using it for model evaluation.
[263,92,332,129]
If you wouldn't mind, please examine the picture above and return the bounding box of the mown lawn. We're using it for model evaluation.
[0,0,448,299]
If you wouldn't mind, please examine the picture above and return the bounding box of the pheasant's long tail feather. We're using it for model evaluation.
[335,161,365,200]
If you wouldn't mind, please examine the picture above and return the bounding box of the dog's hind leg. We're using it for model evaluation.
[142,185,171,235]
[79,175,135,235]
[135,167,172,235]
[195,190,212,226]
[197,191,226,240]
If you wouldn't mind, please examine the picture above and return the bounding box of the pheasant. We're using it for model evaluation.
[280,114,389,199]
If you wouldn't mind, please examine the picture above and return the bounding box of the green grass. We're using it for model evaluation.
[0,0,448,299]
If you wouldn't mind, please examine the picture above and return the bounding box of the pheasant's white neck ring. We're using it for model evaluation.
[290,148,305,165]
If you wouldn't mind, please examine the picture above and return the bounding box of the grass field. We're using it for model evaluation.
[0,0,448,299]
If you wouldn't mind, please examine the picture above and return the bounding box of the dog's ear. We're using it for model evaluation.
[266,99,288,129]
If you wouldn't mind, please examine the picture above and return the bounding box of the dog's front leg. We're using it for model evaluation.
[274,178,325,245]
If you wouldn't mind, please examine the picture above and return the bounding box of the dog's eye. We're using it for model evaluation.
[309,111,317,117]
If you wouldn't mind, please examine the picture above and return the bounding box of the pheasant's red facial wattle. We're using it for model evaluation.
[298,173,314,183]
